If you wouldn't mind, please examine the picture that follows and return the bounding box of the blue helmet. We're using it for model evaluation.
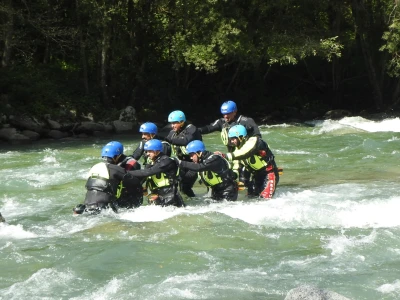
[101,141,123,158]
[168,110,186,122]
[220,100,237,114]
[228,125,247,138]
[186,140,206,154]
[144,139,163,152]
[139,122,158,134]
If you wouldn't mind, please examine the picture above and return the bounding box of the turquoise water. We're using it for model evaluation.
[1,116,400,300]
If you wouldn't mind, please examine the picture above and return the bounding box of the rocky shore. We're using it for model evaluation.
[1,105,399,146]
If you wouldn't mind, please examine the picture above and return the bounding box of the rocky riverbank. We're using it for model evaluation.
[1,104,399,145]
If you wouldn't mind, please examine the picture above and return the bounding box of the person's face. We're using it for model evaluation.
[189,152,200,163]
[145,150,160,161]
[229,137,240,147]
[223,111,237,122]
[171,121,184,132]
[142,133,154,141]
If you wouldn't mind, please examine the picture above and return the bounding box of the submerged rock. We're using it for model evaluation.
[285,285,350,300]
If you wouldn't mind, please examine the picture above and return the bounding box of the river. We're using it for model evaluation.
[1,116,400,300]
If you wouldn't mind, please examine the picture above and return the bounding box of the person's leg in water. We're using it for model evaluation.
[180,169,197,197]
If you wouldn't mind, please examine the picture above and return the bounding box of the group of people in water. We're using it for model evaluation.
[72,100,281,215]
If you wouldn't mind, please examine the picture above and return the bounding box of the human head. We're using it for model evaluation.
[139,122,158,141]
[101,141,123,164]
[228,125,247,148]
[168,110,186,131]
[220,100,237,122]
[144,139,163,161]
[186,140,205,163]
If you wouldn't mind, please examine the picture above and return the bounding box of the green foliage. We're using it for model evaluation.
[381,19,400,77]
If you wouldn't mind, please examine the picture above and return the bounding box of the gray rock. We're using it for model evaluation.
[48,130,68,139]
[22,130,41,140]
[47,119,62,130]
[285,285,351,300]
[113,120,134,133]
[78,121,105,133]
[119,106,137,123]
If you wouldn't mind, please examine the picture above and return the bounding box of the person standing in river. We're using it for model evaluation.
[132,122,172,166]
[176,140,238,201]
[73,141,143,214]
[165,110,202,197]
[124,139,185,207]
[199,100,262,186]
[220,125,279,199]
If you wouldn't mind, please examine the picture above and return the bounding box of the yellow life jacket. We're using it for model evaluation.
[200,155,231,187]
[147,172,171,190]
[243,154,267,171]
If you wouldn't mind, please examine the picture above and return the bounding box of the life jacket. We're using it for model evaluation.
[85,162,123,198]
[199,155,234,187]
[242,139,274,172]
[146,157,177,191]
[221,116,243,146]
[171,124,192,158]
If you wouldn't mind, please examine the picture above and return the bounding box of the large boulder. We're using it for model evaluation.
[285,285,350,300]
[76,122,105,134]
[22,130,41,140]
[0,127,32,145]
[119,106,137,123]
[8,115,46,133]
[113,120,134,133]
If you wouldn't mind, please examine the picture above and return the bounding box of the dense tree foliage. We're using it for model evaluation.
[1,0,400,123]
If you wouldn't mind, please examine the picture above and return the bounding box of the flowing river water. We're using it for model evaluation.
[1,116,400,300]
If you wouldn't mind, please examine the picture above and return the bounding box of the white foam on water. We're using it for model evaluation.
[377,279,400,295]
[0,223,37,239]
[2,268,76,299]
[309,116,400,134]
[323,230,377,256]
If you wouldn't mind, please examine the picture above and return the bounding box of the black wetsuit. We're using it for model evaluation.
[126,153,185,207]
[116,155,144,208]
[228,136,279,199]
[179,151,238,201]
[199,115,261,151]
[165,123,202,197]
[132,136,172,163]
[83,163,127,211]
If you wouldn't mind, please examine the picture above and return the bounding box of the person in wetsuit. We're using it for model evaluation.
[124,139,185,207]
[73,141,143,214]
[132,122,172,166]
[165,110,202,197]
[176,140,238,201]
[221,125,279,199]
[199,100,261,186]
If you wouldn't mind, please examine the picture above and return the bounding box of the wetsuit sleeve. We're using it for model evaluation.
[108,164,127,181]
[179,155,220,172]
[169,124,202,146]
[241,117,262,138]
[227,136,258,160]
[199,119,224,134]
[164,130,174,143]
[127,157,173,178]
[132,140,145,160]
